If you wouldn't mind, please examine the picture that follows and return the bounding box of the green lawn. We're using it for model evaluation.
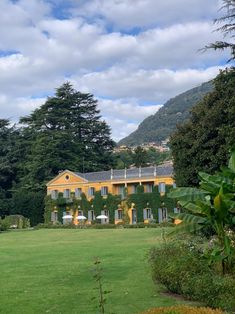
[0,228,185,314]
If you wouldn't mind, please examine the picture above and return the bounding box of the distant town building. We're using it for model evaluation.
[113,140,170,153]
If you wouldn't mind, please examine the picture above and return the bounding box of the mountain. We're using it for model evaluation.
[118,81,213,146]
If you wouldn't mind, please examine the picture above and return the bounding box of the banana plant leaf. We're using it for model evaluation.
[170,212,207,224]
[168,221,206,236]
[228,149,235,173]
[168,187,207,202]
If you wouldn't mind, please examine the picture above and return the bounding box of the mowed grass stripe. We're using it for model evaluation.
[0,229,182,314]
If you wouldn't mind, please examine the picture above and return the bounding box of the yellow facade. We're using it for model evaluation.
[46,166,174,225]
[47,171,173,197]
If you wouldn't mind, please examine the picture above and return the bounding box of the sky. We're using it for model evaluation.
[0,0,229,141]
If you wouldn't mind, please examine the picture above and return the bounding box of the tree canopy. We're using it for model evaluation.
[19,82,115,189]
[170,68,235,186]
[0,83,115,224]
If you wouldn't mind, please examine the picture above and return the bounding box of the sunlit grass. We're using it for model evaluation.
[0,228,187,314]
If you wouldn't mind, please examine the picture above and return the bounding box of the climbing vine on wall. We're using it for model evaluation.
[45,185,176,223]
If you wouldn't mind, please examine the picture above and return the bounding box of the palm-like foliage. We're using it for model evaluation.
[169,150,235,273]
[204,0,235,62]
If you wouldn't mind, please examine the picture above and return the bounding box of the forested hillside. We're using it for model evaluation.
[118,81,213,146]
[170,68,235,186]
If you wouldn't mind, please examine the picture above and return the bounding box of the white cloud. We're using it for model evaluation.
[73,66,222,103]
[97,98,162,141]
[0,94,45,121]
[72,0,221,29]
[0,0,230,142]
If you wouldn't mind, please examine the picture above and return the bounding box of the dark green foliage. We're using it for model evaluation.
[113,148,171,168]
[170,68,235,186]
[137,185,144,194]
[0,217,11,231]
[0,82,115,225]
[104,194,121,224]
[168,150,235,274]
[145,148,171,165]
[0,119,21,217]
[133,146,148,167]
[113,149,133,168]
[93,192,104,216]
[0,120,14,192]
[80,193,91,216]
[128,185,176,222]
[11,190,45,226]
[149,241,235,311]
[119,81,213,146]
[20,82,115,189]
[0,189,12,217]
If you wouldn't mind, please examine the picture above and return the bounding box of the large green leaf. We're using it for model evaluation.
[179,201,204,214]
[168,187,207,202]
[228,149,235,173]
[170,212,207,224]
[199,172,223,185]
[168,221,205,236]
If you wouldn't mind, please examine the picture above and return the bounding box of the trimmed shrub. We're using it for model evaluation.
[140,305,224,314]
[149,242,235,311]
[5,215,30,229]
[0,218,10,231]
[35,222,169,229]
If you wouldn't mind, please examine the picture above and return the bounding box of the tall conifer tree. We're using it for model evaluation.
[20,83,114,189]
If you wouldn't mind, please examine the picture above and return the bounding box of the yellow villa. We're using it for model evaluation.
[46,165,175,225]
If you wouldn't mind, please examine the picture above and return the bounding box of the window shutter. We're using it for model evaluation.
[158,208,162,223]
[158,183,165,194]
[62,212,66,224]
[115,210,118,220]
[75,188,81,198]
[51,191,55,199]
[143,208,147,220]
[100,210,105,224]
[63,190,70,198]
[101,186,108,196]
[162,208,168,220]
[88,187,95,197]
[146,184,153,193]
[51,212,55,222]
[88,210,92,221]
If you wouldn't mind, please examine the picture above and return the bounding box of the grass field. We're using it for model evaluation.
[0,228,186,314]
